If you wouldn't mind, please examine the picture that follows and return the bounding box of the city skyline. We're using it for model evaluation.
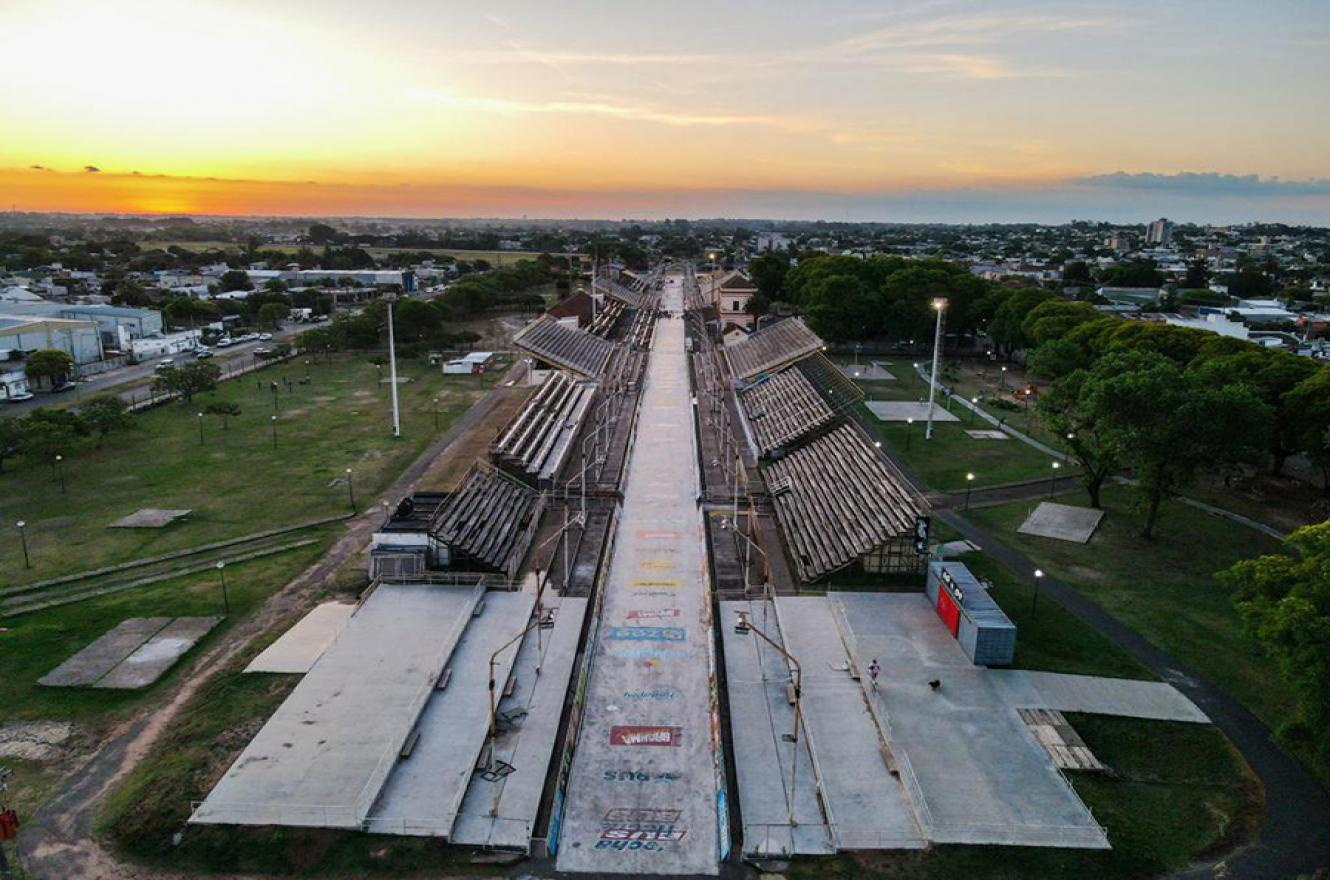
[3,0,1329,222]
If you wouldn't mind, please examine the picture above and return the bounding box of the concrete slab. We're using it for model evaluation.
[721,600,834,858]
[843,363,895,381]
[776,596,926,850]
[1018,502,1105,544]
[245,602,357,674]
[367,591,536,837]
[965,430,1009,440]
[830,593,1108,849]
[39,617,171,687]
[451,596,589,850]
[191,582,482,829]
[1016,671,1208,723]
[556,275,723,876]
[108,508,192,528]
[95,616,221,689]
[866,401,959,423]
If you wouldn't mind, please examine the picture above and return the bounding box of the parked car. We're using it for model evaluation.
[216,337,234,348]
[3,392,34,403]
[155,358,176,371]
[195,349,213,359]
[253,346,273,358]
[50,380,78,393]
[258,332,273,341]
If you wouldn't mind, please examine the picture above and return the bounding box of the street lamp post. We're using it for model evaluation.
[384,292,402,437]
[216,560,230,614]
[925,298,946,441]
[55,454,66,494]
[197,412,205,445]
[965,472,975,511]
[16,520,30,569]
[346,468,357,513]
[432,397,439,431]
[906,418,915,450]
[1049,460,1061,498]
[734,610,802,828]
[1000,365,1008,392]
[969,395,979,424]
[1032,568,1044,619]
[270,415,277,449]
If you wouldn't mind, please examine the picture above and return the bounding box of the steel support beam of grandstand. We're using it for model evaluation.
[555,271,726,875]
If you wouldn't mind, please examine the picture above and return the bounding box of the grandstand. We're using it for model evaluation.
[739,353,863,455]
[491,371,596,485]
[431,464,543,579]
[764,423,924,582]
[724,317,824,379]
[512,314,616,379]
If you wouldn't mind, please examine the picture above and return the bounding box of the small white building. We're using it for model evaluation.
[442,351,495,374]
[129,329,202,361]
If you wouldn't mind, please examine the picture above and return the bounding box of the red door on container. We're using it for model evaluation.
[936,589,960,637]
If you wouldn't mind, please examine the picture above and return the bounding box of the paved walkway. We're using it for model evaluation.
[556,274,723,875]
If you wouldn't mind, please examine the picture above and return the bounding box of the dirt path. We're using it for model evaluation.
[18,362,526,880]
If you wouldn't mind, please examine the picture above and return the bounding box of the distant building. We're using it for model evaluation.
[1146,218,1173,247]
[1105,231,1132,253]
[703,271,757,332]
[0,314,105,365]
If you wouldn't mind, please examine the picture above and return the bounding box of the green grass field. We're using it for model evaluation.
[845,359,1072,491]
[0,355,503,584]
[967,486,1292,732]
[1,535,333,724]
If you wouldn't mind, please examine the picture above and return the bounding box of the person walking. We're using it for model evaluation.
[868,658,881,688]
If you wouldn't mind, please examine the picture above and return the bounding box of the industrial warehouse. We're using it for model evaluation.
[190,265,1210,874]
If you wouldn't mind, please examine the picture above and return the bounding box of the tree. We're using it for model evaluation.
[80,395,131,447]
[25,349,74,386]
[1220,522,1330,776]
[154,361,221,402]
[801,274,877,342]
[21,408,88,466]
[1062,260,1092,285]
[1183,258,1211,290]
[1284,369,1330,493]
[1037,367,1119,508]
[257,302,290,330]
[1101,257,1164,288]
[747,252,789,302]
[0,417,23,472]
[1081,351,1270,538]
[163,297,219,330]
[218,269,252,292]
[204,400,241,429]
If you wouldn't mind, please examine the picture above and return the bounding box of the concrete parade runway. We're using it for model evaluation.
[556,273,724,875]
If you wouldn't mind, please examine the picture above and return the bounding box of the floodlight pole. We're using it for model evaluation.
[385,292,401,437]
[734,611,802,828]
[925,298,946,441]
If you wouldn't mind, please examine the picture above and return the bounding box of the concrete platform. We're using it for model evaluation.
[777,597,926,851]
[40,617,172,687]
[965,429,1009,440]
[451,595,589,850]
[1018,502,1105,544]
[192,582,483,829]
[556,276,723,876]
[95,616,221,689]
[867,401,959,423]
[245,602,357,674]
[843,363,895,381]
[721,600,834,858]
[1016,671,1208,723]
[108,508,192,528]
[830,592,1109,849]
[367,591,536,837]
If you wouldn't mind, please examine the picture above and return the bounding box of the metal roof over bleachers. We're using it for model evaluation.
[512,314,616,379]
[723,317,824,380]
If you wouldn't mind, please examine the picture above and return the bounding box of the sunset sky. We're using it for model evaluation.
[3,0,1329,222]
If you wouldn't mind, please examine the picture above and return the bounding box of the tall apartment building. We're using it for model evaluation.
[1146,217,1173,246]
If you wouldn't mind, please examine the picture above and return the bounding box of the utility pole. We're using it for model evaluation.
[925,298,946,441]
[385,292,401,437]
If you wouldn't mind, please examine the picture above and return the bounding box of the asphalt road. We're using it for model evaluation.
[3,326,303,416]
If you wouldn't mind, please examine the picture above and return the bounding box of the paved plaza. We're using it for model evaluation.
[842,362,895,380]
[867,400,960,422]
[40,616,219,689]
[556,274,724,876]
[1018,502,1106,544]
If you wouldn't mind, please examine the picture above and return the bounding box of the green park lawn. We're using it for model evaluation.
[967,485,1294,733]
[0,535,333,725]
[0,354,504,584]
